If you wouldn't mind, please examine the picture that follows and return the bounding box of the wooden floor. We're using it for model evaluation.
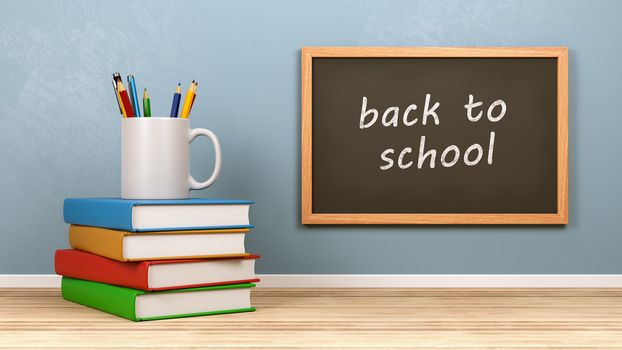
[2,288,622,349]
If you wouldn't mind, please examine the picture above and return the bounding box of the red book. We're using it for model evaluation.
[55,249,259,291]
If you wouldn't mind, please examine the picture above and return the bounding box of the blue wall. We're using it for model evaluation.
[1,0,621,274]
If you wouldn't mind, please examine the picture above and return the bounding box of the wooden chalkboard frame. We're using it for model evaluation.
[301,47,568,225]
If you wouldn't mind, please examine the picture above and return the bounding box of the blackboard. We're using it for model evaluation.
[301,47,568,224]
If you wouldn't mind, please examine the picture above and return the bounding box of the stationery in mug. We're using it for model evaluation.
[170,83,182,118]
[143,89,151,117]
[117,82,135,118]
[113,73,126,117]
[112,73,198,119]
[181,80,197,119]
[127,75,141,117]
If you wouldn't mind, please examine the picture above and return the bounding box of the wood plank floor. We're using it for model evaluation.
[2,288,622,349]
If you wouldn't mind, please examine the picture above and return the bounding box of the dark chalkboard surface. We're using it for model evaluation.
[301,48,568,224]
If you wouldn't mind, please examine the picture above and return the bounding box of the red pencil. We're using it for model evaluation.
[117,82,135,118]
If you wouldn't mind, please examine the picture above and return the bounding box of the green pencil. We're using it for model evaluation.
[143,88,151,117]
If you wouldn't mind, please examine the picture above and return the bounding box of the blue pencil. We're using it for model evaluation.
[127,75,141,117]
[170,83,182,118]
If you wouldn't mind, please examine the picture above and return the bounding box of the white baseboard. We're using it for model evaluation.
[258,274,622,288]
[2,274,622,288]
[0,275,62,288]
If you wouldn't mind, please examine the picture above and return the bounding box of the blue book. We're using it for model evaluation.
[64,198,253,232]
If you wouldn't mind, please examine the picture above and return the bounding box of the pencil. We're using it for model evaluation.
[127,75,141,117]
[143,89,151,117]
[116,82,127,117]
[117,82,135,118]
[189,93,196,111]
[180,80,196,119]
[170,83,182,118]
[188,81,198,116]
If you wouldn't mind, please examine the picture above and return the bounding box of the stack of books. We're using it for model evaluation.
[55,198,258,321]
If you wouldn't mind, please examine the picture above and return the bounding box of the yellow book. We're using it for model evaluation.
[69,225,250,262]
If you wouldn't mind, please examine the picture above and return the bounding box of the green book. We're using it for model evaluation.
[61,277,256,321]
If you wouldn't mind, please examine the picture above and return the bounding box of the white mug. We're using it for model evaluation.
[121,118,222,199]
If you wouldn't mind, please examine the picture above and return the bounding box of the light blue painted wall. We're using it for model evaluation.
[1,0,621,274]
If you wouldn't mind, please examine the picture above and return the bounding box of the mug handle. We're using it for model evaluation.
[188,128,222,190]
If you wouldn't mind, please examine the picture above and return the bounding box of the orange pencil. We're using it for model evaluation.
[188,81,198,114]
[117,82,135,118]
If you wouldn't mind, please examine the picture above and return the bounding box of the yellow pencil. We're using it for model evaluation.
[116,81,127,117]
[180,80,197,119]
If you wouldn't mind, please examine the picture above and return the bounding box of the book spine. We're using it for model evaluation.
[55,250,150,290]
[63,199,135,231]
[68,225,128,261]
[61,277,140,321]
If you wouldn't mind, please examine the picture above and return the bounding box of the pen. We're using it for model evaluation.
[180,80,196,119]
[170,83,181,118]
[113,73,126,117]
[112,80,122,115]
[143,89,151,117]
[127,75,141,117]
[117,82,135,118]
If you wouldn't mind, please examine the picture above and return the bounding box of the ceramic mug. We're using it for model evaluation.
[121,117,221,199]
